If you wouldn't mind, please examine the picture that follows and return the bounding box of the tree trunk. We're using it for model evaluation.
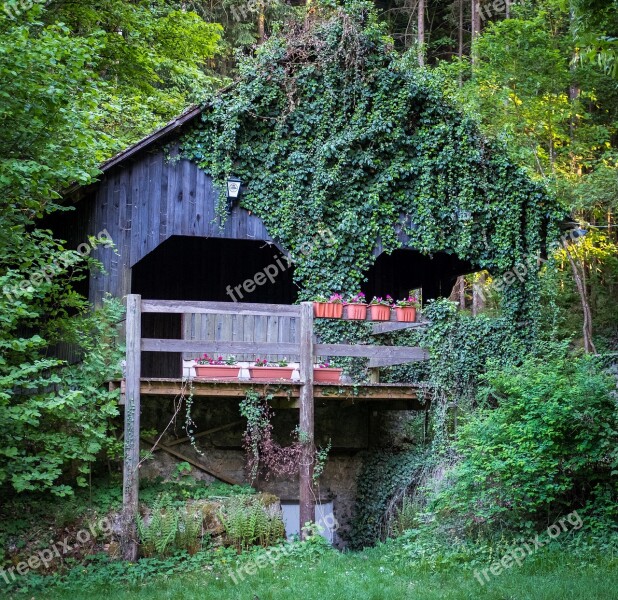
[472,272,486,316]
[450,275,466,309]
[471,0,481,64]
[458,0,464,86]
[417,0,425,66]
[258,1,265,44]
[562,240,596,354]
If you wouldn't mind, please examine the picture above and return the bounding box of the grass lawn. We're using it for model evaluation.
[21,546,618,600]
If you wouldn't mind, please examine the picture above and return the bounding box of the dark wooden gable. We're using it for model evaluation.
[53,147,277,306]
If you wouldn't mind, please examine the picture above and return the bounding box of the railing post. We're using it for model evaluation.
[121,294,142,560]
[299,301,315,538]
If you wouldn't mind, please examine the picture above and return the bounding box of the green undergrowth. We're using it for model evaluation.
[5,540,618,600]
[0,476,254,550]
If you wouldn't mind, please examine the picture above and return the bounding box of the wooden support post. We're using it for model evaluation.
[298,301,315,538]
[121,294,142,561]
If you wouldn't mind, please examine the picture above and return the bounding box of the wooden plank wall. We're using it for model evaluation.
[56,144,435,310]
[57,147,277,307]
[182,313,299,362]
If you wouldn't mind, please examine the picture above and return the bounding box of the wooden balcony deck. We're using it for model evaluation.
[118,296,431,559]
[111,377,428,409]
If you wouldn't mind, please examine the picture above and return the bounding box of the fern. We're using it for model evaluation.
[218,495,285,551]
[137,493,203,557]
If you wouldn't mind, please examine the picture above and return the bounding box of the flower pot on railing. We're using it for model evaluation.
[194,365,241,380]
[395,307,416,323]
[313,367,343,383]
[249,366,294,380]
[345,303,367,320]
[369,296,394,321]
[313,302,343,319]
[369,305,391,321]
[313,294,344,318]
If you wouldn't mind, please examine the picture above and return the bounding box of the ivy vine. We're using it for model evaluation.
[180,1,561,326]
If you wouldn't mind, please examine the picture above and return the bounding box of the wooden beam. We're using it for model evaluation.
[368,357,427,368]
[298,302,315,538]
[371,321,429,335]
[141,339,299,355]
[141,438,242,485]
[141,299,301,317]
[152,420,244,450]
[121,294,141,561]
[113,378,426,403]
[315,343,428,361]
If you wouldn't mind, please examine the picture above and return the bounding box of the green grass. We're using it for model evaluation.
[11,545,618,600]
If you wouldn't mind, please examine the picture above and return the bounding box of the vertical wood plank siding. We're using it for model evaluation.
[60,152,277,306]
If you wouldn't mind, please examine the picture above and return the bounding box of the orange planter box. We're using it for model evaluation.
[249,366,294,380]
[313,302,343,318]
[395,307,417,322]
[194,365,240,379]
[369,305,391,321]
[345,303,367,320]
[313,368,343,383]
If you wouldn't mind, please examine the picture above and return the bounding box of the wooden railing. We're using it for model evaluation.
[120,296,428,559]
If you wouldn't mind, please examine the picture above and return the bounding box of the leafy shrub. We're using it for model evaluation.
[389,495,420,538]
[432,354,618,533]
[0,296,124,495]
[218,495,285,551]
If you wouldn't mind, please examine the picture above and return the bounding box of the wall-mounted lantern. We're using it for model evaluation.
[226,177,242,212]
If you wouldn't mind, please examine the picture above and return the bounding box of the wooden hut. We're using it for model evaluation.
[49,106,483,558]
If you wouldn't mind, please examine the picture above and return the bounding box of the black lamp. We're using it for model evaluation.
[226,177,242,211]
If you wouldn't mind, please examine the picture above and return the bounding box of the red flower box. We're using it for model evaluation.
[369,305,391,321]
[345,304,367,320]
[395,307,416,322]
[249,366,294,380]
[194,365,240,380]
[313,368,343,383]
[313,302,343,318]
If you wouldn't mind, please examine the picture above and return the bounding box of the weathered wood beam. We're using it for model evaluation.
[121,294,141,561]
[140,438,242,485]
[315,343,428,361]
[141,339,299,355]
[368,357,427,368]
[298,302,315,538]
[371,321,429,335]
[152,420,244,450]
[113,378,426,403]
[141,299,301,317]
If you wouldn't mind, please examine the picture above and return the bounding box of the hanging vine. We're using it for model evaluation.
[239,391,330,483]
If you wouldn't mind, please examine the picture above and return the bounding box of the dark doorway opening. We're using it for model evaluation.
[363,249,474,302]
[132,236,297,376]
